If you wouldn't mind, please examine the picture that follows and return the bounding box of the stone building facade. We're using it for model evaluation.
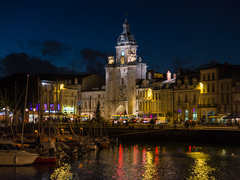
[33,20,240,124]
[105,18,147,119]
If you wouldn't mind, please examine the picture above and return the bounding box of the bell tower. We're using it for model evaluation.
[115,18,138,65]
[105,18,147,119]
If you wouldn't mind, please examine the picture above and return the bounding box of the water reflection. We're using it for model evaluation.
[1,143,240,180]
[47,144,240,180]
[186,151,216,179]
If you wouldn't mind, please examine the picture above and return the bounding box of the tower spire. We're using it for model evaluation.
[123,13,129,33]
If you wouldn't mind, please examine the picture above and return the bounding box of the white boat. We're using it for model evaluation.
[0,140,38,165]
[94,137,110,148]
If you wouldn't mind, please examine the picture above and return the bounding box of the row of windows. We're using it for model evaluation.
[81,101,104,108]
[177,94,197,102]
[139,91,171,100]
[202,98,215,105]
[139,101,151,111]
[177,80,197,89]
[139,90,151,98]
[81,94,104,99]
[139,101,170,111]
[202,72,215,81]
[204,82,231,93]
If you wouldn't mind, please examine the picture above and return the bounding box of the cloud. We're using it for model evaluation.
[0,52,60,77]
[42,40,71,58]
[80,48,108,77]
[28,40,71,58]
[69,59,83,73]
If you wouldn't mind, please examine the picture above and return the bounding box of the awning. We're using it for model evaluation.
[223,115,240,119]
[208,116,223,119]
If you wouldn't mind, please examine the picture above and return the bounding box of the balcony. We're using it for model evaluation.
[198,104,217,108]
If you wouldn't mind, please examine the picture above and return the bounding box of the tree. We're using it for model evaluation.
[166,111,173,123]
[96,101,101,123]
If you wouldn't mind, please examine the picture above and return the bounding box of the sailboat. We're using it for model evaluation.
[93,101,110,148]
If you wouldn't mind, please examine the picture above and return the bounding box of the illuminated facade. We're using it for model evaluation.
[38,74,104,121]
[105,18,147,119]
[199,63,240,123]
[173,73,200,122]
[137,71,176,121]
[80,89,105,119]
[33,21,240,124]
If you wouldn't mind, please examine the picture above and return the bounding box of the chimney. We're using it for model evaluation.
[167,71,171,81]
[147,72,152,79]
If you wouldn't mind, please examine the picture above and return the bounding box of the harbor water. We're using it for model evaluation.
[1,141,240,180]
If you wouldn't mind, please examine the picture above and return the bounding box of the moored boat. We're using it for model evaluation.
[94,137,110,148]
[0,140,38,165]
[33,156,57,164]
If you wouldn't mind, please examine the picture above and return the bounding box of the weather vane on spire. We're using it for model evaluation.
[125,13,128,21]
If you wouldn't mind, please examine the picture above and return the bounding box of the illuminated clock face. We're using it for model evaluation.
[121,51,125,56]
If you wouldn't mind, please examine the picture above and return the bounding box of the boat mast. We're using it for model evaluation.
[21,74,29,148]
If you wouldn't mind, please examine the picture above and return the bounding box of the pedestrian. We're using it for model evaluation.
[192,121,195,128]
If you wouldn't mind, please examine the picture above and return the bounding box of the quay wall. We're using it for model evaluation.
[107,129,240,146]
[2,124,240,146]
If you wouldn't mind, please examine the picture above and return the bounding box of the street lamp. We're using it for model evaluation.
[80,127,83,136]
[25,108,28,123]
[34,130,38,137]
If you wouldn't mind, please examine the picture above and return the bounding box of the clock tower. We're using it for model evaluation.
[105,18,147,119]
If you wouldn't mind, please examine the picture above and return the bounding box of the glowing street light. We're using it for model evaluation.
[199,83,203,93]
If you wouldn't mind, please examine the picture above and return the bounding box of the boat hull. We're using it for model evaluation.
[33,156,57,164]
[0,151,38,165]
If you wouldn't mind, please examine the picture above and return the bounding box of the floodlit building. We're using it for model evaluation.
[20,19,240,125]
[105,18,148,119]
[199,63,240,123]
[38,73,104,121]
[173,71,200,122]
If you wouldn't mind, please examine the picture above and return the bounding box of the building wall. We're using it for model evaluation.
[81,74,105,91]
[80,90,105,118]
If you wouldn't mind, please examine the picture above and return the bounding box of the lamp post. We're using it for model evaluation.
[80,127,83,136]
[25,108,28,123]
[35,130,38,137]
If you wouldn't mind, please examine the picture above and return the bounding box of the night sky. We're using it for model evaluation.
[1,0,240,78]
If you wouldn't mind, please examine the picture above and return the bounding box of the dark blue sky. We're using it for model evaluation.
[1,0,240,77]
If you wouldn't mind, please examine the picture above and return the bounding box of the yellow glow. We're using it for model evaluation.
[186,152,216,179]
[199,83,203,93]
[142,150,156,179]
[148,89,152,99]
[60,84,64,89]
